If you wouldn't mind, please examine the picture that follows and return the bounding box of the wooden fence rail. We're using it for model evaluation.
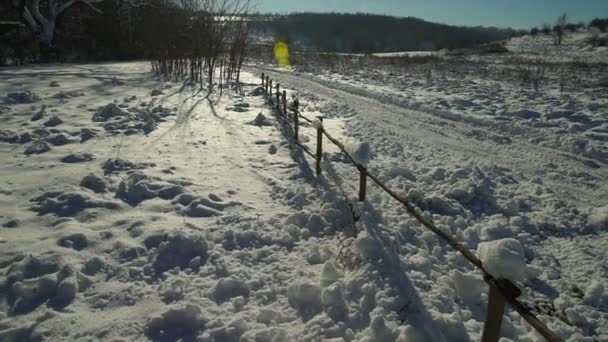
[259,73,561,342]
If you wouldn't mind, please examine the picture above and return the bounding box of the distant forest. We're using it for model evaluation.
[2,0,608,65]
[252,13,524,53]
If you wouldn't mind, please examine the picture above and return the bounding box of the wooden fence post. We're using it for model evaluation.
[294,107,299,141]
[261,73,265,87]
[316,116,323,175]
[276,84,281,111]
[359,167,367,201]
[269,80,273,101]
[282,90,287,116]
[481,285,506,342]
[265,76,269,94]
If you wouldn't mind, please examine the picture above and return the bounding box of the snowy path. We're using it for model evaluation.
[251,66,608,208]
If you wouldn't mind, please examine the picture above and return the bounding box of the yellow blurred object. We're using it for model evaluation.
[273,41,291,69]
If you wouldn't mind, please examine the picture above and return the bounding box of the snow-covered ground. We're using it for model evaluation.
[0,31,607,341]
[247,31,606,341]
[0,63,382,341]
[506,31,608,64]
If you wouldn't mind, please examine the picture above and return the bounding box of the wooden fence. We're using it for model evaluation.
[260,72,561,342]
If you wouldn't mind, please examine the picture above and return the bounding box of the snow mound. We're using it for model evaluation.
[477,238,526,282]
[79,128,96,142]
[82,257,105,276]
[93,103,130,122]
[588,205,608,230]
[345,141,371,166]
[116,172,186,206]
[321,282,348,321]
[101,158,153,175]
[226,102,250,112]
[248,87,265,96]
[61,152,95,163]
[57,233,89,251]
[31,190,121,217]
[150,233,208,276]
[451,269,487,304]
[80,174,107,193]
[249,113,272,126]
[583,280,607,308]
[287,280,322,319]
[146,304,205,341]
[4,91,40,104]
[52,91,83,99]
[213,277,250,303]
[45,133,75,146]
[2,219,20,228]
[92,103,174,135]
[31,106,46,121]
[175,193,240,218]
[2,256,79,315]
[24,141,51,155]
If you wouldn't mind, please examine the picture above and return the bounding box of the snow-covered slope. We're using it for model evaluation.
[507,30,608,63]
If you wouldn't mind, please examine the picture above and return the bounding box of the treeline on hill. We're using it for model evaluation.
[251,13,523,53]
[589,18,608,32]
[528,15,608,47]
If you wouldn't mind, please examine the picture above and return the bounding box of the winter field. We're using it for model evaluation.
[1,32,608,341]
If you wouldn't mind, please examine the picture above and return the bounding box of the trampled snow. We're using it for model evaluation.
[1,29,608,341]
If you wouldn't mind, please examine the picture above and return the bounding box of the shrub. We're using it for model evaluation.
[589,18,608,32]
[530,27,539,36]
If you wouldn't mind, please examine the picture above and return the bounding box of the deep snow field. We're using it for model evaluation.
[1,31,608,342]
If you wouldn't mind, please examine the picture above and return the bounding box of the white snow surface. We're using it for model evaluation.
[477,238,526,282]
[244,31,608,341]
[344,141,371,167]
[1,37,607,342]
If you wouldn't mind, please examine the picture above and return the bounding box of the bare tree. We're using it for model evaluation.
[10,0,143,59]
[150,0,252,94]
[554,13,568,46]
[12,0,100,52]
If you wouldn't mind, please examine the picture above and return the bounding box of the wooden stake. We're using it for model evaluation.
[269,80,273,101]
[261,73,265,87]
[294,108,299,141]
[282,90,287,116]
[481,285,506,342]
[359,167,367,202]
[276,84,280,111]
[316,116,323,175]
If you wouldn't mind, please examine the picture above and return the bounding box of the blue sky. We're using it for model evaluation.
[256,0,608,29]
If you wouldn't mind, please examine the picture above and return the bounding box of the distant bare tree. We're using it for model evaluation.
[553,13,568,46]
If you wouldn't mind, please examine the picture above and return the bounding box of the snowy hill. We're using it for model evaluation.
[507,30,608,63]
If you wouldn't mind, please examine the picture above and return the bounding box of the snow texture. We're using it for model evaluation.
[344,141,371,167]
[1,34,607,340]
[478,238,526,282]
